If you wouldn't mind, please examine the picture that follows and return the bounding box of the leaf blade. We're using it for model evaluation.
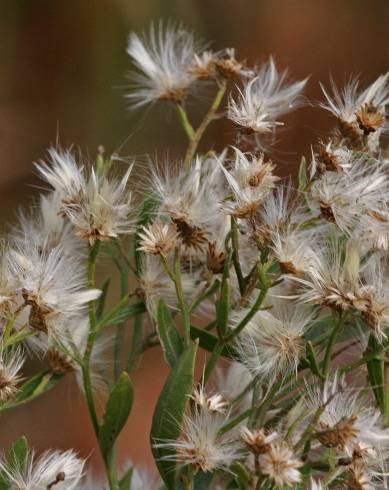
[151,341,198,489]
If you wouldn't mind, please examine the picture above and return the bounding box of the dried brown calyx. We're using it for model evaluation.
[337,119,364,150]
[317,416,358,449]
[159,87,188,104]
[319,203,337,223]
[47,471,66,489]
[172,218,208,251]
[356,103,385,135]
[317,142,343,173]
[47,349,75,374]
[207,241,228,274]
[240,428,275,455]
[279,260,299,275]
[22,289,51,333]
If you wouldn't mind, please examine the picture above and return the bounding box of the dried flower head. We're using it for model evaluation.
[220,148,279,218]
[126,21,203,107]
[152,156,224,252]
[289,238,363,311]
[0,448,85,490]
[237,298,313,381]
[240,427,279,455]
[192,385,228,414]
[36,148,134,244]
[258,440,302,487]
[137,222,178,256]
[0,348,24,403]
[154,406,241,473]
[307,375,389,458]
[12,191,84,256]
[311,157,389,234]
[228,58,307,134]
[6,242,100,338]
[320,74,389,153]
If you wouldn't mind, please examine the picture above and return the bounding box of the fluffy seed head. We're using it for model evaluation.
[228,58,307,134]
[137,222,178,256]
[258,440,302,487]
[126,21,203,107]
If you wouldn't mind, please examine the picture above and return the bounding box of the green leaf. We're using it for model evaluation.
[232,462,250,490]
[194,471,213,489]
[97,299,146,330]
[8,436,28,472]
[1,371,63,412]
[151,341,198,490]
[366,334,388,415]
[119,466,133,490]
[157,299,184,368]
[298,156,308,191]
[216,277,231,338]
[190,326,239,360]
[96,278,110,321]
[99,372,134,462]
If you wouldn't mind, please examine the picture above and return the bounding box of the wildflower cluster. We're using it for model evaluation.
[1,19,389,490]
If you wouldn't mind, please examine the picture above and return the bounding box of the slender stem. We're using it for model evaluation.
[106,453,119,490]
[203,341,224,383]
[230,216,245,295]
[82,241,101,436]
[3,318,15,346]
[184,465,195,490]
[225,265,269,342]
[182,81,227,170]
[127,314,144,373]
[254,381,280,427]
[161,251,191,346]
[176,104,195,140]
[322,312,347,381]
[114,255,129,381]
[219,407,257,435]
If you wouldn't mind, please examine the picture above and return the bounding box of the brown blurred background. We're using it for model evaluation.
[0,0,388,479]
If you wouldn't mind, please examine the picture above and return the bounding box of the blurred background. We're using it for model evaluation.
[0,0,388,479]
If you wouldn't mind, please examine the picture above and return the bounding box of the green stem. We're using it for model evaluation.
[182,81,227,170]
[3,318,15,346]
[322,313,347,381]
[176,104,195,140]
[254,381,280,427]
[127,314,143,373]
[225,265,269,342]
[219,407,256,435]
[114,256,129,381]
[106,452,119,490]
[82,241,101,436]
[230,216,245,295]
[184,466,195,490]
[203,341,224,383]
[161,251,191,346]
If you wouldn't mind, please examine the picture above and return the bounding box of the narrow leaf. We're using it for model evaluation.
[298,156,307,191]
[366,334,387,415]
[99,372,134,462]
[96,278,110,321]
[8,436,28,472]
[151,341,198,489]
[157,299,184,368]
[1,372,63,412]
[119,466,133,490]
[98,299,146,330]
[216,277,231,338]
[190,326,239,360]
